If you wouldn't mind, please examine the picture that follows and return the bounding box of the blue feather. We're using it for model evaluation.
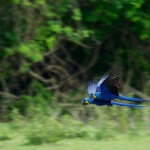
[111,101,144,108]
[97,75,109,87]
[117,95,142,102]
[87,81,97,95]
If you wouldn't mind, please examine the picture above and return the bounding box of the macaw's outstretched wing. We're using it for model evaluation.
[87,81,97,95]
[87,75,109,95]
[97,75,109,88]
[104,72,120,95]
[96,72,120,96]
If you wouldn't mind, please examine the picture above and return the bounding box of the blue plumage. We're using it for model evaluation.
[82,72,149,108]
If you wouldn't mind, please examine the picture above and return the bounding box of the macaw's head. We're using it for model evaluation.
[82,98,89,105]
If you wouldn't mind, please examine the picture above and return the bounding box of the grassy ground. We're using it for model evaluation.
[0,135,150,150]
[0,116,150,150]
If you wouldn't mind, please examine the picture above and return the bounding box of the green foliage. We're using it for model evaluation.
[0,0,150,136]
[25,115,94,144]
[0,108,149,145]
[0,123,12,141]
[15,82,54,115]
[60,115,96,139]
[46,36,57,49]
[0,129,11,141]
[18,42,43,62]
[72,8,82,21]
[26,116,63,144]
[24,114,108,144]
[8,108,150,145]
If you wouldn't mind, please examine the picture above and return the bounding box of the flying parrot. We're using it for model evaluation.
[82,72,150,108]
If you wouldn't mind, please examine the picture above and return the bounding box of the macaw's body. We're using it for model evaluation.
[82,72,150,108]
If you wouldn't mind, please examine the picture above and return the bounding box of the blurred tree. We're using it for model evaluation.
[0,0,149,120]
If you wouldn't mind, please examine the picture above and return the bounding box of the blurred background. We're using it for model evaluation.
[0,0,150,149]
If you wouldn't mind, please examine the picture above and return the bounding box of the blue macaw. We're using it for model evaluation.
[82,72,149,108]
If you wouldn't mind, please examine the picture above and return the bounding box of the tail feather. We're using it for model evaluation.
[118,95,142,102]
[111,101,144,108]
[118,95,150,103]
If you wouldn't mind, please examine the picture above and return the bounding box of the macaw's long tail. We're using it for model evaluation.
[117,95,150,103]
[118,95,142,102]
[111,101,144,108]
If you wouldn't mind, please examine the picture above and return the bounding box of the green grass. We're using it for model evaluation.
[0,114,150,150]
[0,135,150,150]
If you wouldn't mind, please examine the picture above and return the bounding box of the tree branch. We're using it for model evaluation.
[127,86,150,100]
[0,91,19,99]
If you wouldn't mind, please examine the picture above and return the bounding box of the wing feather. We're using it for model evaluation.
[87,81,97,95]
[104,72,120,95]
[97,75,109,87]
[87,72,120,96]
